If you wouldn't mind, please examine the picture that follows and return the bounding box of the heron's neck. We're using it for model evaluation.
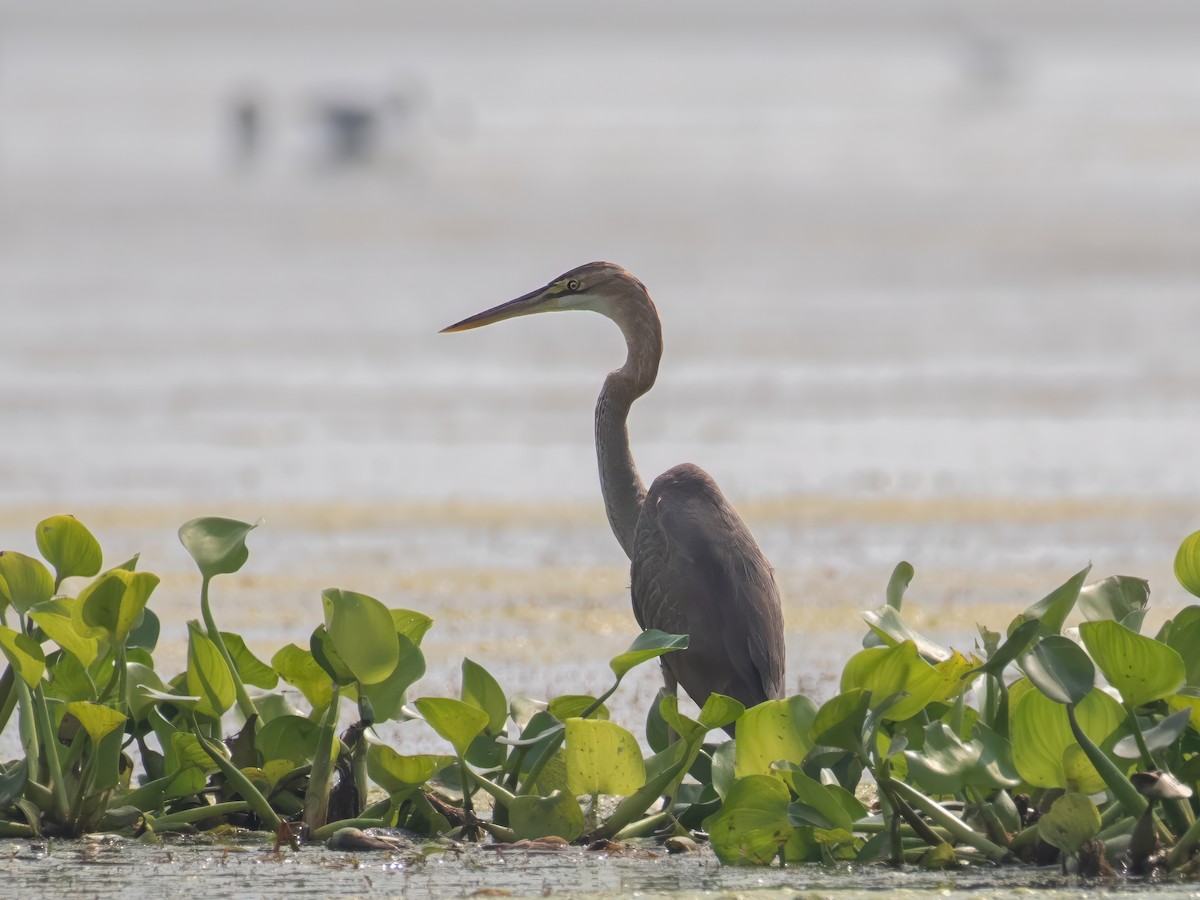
[594,298,662,560]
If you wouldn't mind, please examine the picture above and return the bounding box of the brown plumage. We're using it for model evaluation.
[443,262,785,717]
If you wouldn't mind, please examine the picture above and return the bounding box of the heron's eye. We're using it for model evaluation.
[566,279,580,291]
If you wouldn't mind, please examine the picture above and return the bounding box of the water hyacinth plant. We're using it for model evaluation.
[1,513,1200,876]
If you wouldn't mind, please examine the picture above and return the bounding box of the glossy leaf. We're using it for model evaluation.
[1175,529,1200,599]
[564,718,645,796]
[461,658,507,735]
[178,517,257,580]
[1077,576,1149,632]
[322,588,399,686]
[390,609,434,645]
[255,715,325,767]
[1038,792,1101,855]
[36,515,102,584]
[0,551,54,614]
[704,774,811,865]
[1009,683,1124,790]
[1114,708,1191,760]
[1009,564,1091,636]
[698,693,746,733]
[367,745,453,794]
[125,662,167,721]
[29,597,99,666]
[0,625,45,687]
[221,631,278,689]
[734,696,818,777]
[547,695,609,721]
[310,624,355,686]
[76,569,159,643]
[361,634,425,722]
[969,618,1040,679]
[861,605,950,661]
[509,790,585,842]
[272,643,334,714]
[65,701,127,743]
[1079,619,1185,708]
[186,620,235,718]
[1164,606,1200,686]
[415,697,489,757]
[903,721,1019,793]
[840,641,944,720]
[609,629,689,679]
[1021,635,1095,705]
[812,689,870,754]
[777,765,858,831]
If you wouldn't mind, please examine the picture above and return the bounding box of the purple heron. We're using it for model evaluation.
[443,262,785,716]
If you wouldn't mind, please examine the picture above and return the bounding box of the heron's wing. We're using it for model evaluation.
[631,463,785,709]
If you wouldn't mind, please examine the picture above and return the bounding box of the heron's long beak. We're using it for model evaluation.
[440,285,556,333]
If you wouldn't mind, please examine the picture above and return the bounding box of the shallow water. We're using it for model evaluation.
[2,0,1200,752]
[6,836,1200,900]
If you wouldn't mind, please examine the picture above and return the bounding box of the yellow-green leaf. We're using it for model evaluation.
[186,621,235,718]
[0,625,45,687]
[0,551,54,614]
[36,515,102,584]
[29,597,99,666]
[734,696,818,778]
[65,701,127,743]
[564,718,645,796]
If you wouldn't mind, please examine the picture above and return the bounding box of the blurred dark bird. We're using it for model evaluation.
[442,262,785,718]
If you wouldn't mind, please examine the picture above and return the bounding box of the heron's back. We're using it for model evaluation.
[630,462,785,710]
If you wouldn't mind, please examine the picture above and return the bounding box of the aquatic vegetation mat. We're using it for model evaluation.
[3,514,1200,881]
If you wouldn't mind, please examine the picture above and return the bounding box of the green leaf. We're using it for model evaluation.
[310,624,355,686]
[255,715,324,767]
[366,745,453,794]
[547,695,609,721]
[509,790,585,842]
[220,632,278,689]
[1038,792,1101,855]
[171,732,221,773]
[36,515,102,585]
[0,551,54,614]
[564,718,645,796]
[777,765,859,831]
[65,701,127,743]
[74,569,159,643]
[322,588,399,686]
[272,643,334,714]
[186,620,235,718]
[1164,606,1200,686]
[1176,530,1200,599]
[0,625,45,687]
[390,609,434,645]
[698,693,746,733]
[734,696,818,777]
[969,618,1040,679]
[886,560,914,609]
[1010,564,1091,636]
[461,658,507,736]
[861,605,950,661]
[1009,682,1124,791]
[1078,576,1150,632]
[1079,619,1186,708]
[609,629,689,680]
[415,697,489,757]
[126,607,160,652]
[178,517,258,580]
[840,641,944,720]
[125,662,167,721]
[1021,635,1095,706]
[704,774,811,865]
[360,634,425,722]
[903,721,1020,793]
[812,689,871,754]
[29,597,99,666]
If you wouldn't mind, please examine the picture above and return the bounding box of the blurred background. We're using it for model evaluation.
[3,0,1200,742]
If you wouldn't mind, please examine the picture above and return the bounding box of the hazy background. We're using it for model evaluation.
[3,0,1200,741]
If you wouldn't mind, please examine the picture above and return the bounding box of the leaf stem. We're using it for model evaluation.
[199,576,258,721]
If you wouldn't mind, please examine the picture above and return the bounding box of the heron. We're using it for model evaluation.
[442,262,785,719]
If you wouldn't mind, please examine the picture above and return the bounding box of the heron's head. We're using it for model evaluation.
[441,261,651,334]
